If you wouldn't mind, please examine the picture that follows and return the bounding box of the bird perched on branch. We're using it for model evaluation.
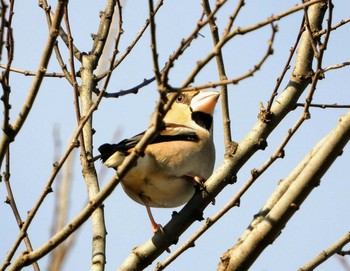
[98,90,220,233]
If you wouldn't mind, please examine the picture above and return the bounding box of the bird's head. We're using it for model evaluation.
[163,90,220,130]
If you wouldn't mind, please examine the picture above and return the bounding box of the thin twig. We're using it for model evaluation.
[170,24,277,93]
[181,0,323,88]
[223,0,244,36]
[3,151,40,271]
[266,18,305,112]
[148,0,161,86]
[39,0,82,62]
[0,64,68,78]
[43,7,75,86]
[303,0,320,57]
[6,67,181,271]
[97,0,124,93]
[316,17,350,36]
[52,43,74,85]
[96,0,164,81]
[0,81,107,271]
[298,232,350,271]
[202,0,232,150]
[0,0,67,168]
[295,102,350,109]
[63,2,87,160]
[323,61,350,72]
[163,1,225,88]
[47,126,76,271]
[96,76,155,98]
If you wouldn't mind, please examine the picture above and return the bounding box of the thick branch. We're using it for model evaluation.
[220,108,350,270]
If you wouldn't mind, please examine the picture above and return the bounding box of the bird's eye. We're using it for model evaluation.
[176,94,185,103]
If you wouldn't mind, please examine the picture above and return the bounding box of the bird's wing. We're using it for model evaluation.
[98,124,199,163]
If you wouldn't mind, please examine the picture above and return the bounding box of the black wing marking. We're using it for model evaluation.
[98,125,199,162]
[98,132,144,162]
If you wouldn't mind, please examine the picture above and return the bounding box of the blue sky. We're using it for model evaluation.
[1,1,350,270]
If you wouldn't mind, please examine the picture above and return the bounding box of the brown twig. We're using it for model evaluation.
[223,0,244,36]
[181,0,323,88]
[1,80,107,270]
[0,64,68,78]
[163,1,225,88]
[42,7,75,86]
[0,0,13,161]
[97,0,124,93]
[316,17,350,36]
[148,0,161,86]
[302,0,320,57]
[0,0,67,168]
[323,61,350,72]
[96,0,164,81]
[298,232,350,271]
[63,2,87,160]
[47,125,76,271]
[5,65,181,271]
[96,76,155,98]
[170,23,277,93]
[3,150,40,271]
[266,18,305,112]
[0,0,7,60]
[295,102,350,109]
[202,0,232,150]
[338,249,350,256]
[39,0,82,62]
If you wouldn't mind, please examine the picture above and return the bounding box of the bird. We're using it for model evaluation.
[98,89,220,233]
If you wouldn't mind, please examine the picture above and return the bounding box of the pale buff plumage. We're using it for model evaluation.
[98,90,220,232]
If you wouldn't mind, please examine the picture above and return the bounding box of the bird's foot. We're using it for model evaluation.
[152,222,164,234]
[189,175,216,205]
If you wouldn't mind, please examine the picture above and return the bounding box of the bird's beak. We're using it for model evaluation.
[190,90,220,115]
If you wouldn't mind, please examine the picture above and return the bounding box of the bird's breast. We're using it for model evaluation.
[121,173,196,208]
[119,135,215,208]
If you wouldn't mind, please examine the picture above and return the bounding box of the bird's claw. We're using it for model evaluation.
[152,223,164,234]
[192,176,215,205]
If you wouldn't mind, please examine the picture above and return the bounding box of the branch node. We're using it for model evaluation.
[250,168,259,178]
[258,102,273,123]
[224,141,238,158]
[277,149,285,158]
[226,174,237,185]
[257,138,268,150]
[290,202,300,210]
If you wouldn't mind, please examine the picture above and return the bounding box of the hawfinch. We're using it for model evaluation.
[98,90,220,233]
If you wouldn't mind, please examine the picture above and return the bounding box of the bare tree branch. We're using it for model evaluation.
[218,2,331,270]
[3,83,106,271]
[3,152,40,271]
[39,0,83,62]
[298,232,350,271]
[78,0,121,269]
[0,0,67,168]
[202,0,232,150]
[180,0,324,88]
[295,102,350,109]
[48,125,76,271]
[0,64,68,78]
[118,2,331,270]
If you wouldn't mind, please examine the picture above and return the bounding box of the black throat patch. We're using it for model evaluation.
[191,112,213,131]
